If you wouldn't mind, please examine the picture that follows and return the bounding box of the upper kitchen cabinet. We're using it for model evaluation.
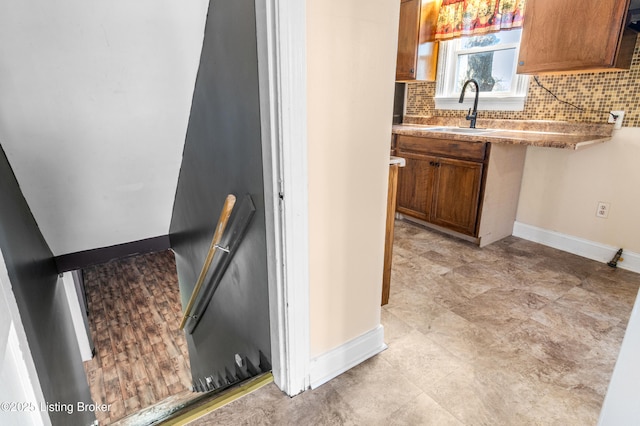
[396,0,440,81]
[517,0,639,74]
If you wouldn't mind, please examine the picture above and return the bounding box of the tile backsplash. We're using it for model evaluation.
[406,38,640,128]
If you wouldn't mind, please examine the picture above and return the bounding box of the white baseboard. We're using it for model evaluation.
[512,222,640,274]
[309,325,387,389]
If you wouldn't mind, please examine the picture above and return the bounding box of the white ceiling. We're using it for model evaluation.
[0,0,209,255]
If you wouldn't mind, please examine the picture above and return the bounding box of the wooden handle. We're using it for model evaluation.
[179,194,236,330]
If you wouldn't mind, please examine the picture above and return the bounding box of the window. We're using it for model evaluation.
[435,29,529,111]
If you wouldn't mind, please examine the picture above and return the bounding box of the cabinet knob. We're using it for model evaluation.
[410,68,414,74]
[518,61,524,66]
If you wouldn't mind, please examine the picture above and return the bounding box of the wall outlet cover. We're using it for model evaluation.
[597,202,611,218]
[609,111,625,129]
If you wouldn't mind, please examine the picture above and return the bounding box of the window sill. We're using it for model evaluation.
[434,95,527,112]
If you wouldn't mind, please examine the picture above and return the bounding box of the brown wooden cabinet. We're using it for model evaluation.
[395,0,440,81]
[382,162,400,306]
[430,157,482,236]
[396,135,485,237]
[517,0,638,74]
[393,133,527,247]
[396,153,434,221]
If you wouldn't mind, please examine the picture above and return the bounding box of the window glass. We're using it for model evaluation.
[435,28,528,111]
[455,30,521,94]
[461,29,521,49]
[455,48,517,93]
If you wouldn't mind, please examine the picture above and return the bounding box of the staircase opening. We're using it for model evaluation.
[80,242,275,425]
[81,250,199,424]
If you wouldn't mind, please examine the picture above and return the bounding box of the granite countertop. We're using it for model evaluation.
[393,116,615,150]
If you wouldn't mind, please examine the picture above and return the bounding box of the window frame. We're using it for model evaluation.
[434,29,529,112]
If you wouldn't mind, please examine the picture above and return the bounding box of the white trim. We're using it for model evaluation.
[0,252,51,426]
[2,325,45,426]
[255,0,310,396]
[513,222,640,274]
[309,325,387,389]
[61,273,93,361]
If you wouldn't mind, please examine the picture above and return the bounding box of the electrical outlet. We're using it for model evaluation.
[596,202,610,218]
[608,111,625,129]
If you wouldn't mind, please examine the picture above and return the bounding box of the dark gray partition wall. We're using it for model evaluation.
[0,145,94,426]
[169,0,271,388]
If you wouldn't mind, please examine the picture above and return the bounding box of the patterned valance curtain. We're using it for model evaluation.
[435,0,525,40]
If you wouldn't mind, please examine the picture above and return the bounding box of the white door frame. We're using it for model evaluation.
[255,0,310,396]
[0,252,51,426]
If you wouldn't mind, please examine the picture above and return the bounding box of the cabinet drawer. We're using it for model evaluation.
[396,135,486,162]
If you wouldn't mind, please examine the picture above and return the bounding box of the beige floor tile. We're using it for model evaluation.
[555,286,628,325]
[386,287,450,333]
[530,302,618,347]
[386,393,464,426]
[380,308,413,344]
[190,220,640,425]
[424,310,497,363]
[380,329,466,390]
[271,383,362,426]
[500,318,592,368]
[425,363,546,426]
[190,383,288,425]
[506,268,582,301]
[532,383,604,426]
[328,355,422,424]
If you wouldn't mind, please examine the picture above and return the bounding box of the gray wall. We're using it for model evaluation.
[169,0,271,385]
[0,144,94,426]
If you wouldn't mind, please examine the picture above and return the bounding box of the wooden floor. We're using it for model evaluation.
[82,250,193,425]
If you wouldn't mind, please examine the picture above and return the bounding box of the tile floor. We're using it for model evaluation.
[82,250,193,425]
[193,220,640,425]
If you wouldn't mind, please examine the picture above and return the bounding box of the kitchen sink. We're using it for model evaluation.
[423,127,496,135]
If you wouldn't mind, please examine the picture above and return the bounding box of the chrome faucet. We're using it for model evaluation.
[459,79,479,128]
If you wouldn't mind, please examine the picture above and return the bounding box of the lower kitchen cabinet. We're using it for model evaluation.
[396,136,485,237]
[430,157,482,236]
[394,134,526,246]
[397,153,482,236]
[396,153,434,222]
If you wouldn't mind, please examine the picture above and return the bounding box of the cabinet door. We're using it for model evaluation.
[517,0,634,74]
[396,0,421,80]
[430,157,482,236]
[396,152,435,221]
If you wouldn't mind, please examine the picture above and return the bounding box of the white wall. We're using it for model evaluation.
[307,0,400,357]
[517,128,640,255]
[598,289,640,425]
[0,0,208,255]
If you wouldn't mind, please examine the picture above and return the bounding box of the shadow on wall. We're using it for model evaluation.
[0,143,94,426]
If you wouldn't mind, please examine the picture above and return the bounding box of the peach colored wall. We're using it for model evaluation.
[307,0,400,357]
[517,127,640,254]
